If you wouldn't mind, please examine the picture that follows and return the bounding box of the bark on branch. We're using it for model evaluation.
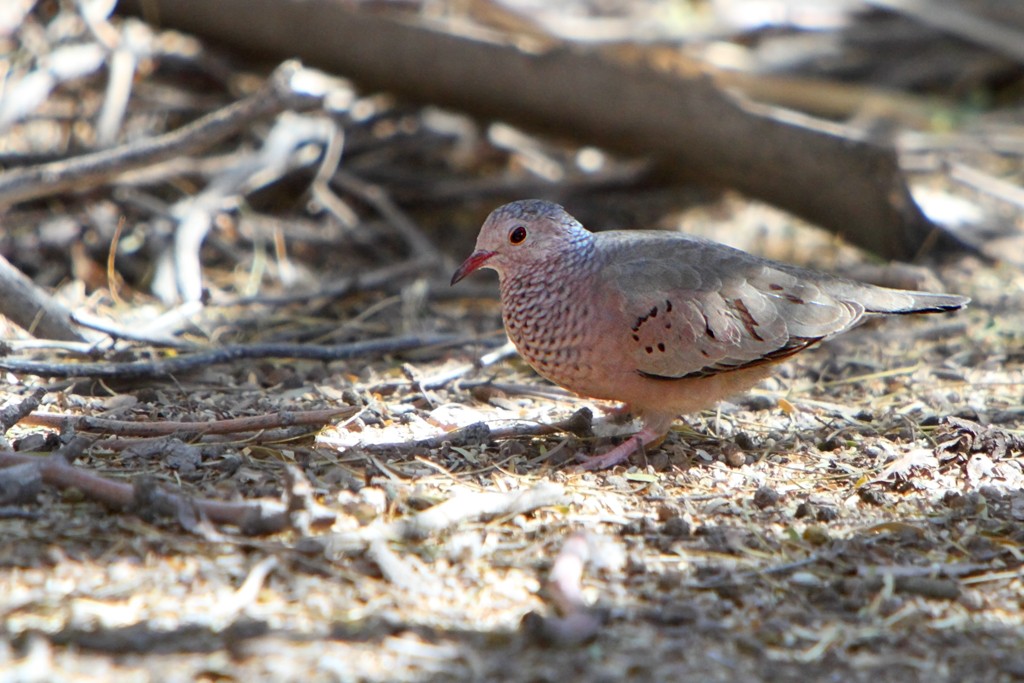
[119,0,969,260]
[0,254,86,341]
[0,61,320,209]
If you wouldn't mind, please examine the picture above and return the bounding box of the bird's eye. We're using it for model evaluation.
[509,226,527,244]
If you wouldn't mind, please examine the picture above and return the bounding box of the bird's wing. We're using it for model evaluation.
[596,232,866,380]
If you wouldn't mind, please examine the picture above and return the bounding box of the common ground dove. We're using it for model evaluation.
[451,200,968,470]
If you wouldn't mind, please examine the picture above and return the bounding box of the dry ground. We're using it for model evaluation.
[1,205,1021,682]
[2,3,1024,682]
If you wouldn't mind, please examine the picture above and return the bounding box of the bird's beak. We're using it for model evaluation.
[451,250,496,285]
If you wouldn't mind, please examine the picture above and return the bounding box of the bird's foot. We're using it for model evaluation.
[576,426,668,471]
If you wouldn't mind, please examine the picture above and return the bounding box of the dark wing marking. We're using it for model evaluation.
[637,336,823,380]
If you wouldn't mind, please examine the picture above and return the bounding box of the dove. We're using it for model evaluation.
[451,200,968,470]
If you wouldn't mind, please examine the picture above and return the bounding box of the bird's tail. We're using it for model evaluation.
[867,290,970,315]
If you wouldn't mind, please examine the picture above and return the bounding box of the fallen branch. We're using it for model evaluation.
[416,340,517,390]
[0,387,46,431]
[0,333,467,379]
[0,255,88,342]
[20,407,356,437]
[119,0,972,259]
[867,0,1024,65]
[226,257,437,307]
[0,461,43,505]
[0,60,321,209]
[523,532,609,646]
[71,303,203,349]
[325,480,566,557]
[344,407,594,455]
[0,438,334,534]
[333,170,443,265]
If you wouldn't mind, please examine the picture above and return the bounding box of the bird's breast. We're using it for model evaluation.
[500,275,597,389]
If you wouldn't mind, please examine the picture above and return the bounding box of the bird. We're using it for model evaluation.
[451,199,969,470]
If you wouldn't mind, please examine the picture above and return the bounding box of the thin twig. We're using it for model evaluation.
[346,407,594,455]
[0,61,321,209]
[325,480,565,557]
[417,340,518,389]
[226,257,437,307]
[333,170,442,263]
[0,333,466,379]
[70,307,198,349]
[20,407,357,436]
[161,111,342,302]
[524,532,608,646]
[0,440,332,534]
[866,0,1024,65]
[0,388,47,432]
[950,162,1024,210]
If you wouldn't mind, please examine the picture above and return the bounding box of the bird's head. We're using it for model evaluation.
[450,200,590,285]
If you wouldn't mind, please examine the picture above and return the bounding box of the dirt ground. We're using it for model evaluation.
[2,3,1024,682]
[2,209,1021,681]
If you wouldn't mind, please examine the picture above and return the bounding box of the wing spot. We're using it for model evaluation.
[645,346,654,354]
[657,342,666,352]
[700,311,716,340]
[631,334,640,342]
[768,284,784,291]
[633,305,661,331]
[785,294,805,305]
[665,300,673,312]
[732,298,765,343]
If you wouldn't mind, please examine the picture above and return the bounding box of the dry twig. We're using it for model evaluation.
[524,532,609,646]
[118,0,974,259]
[0,255,88,342]
[0,333,467,379]
[325,480,566,557]
[0,60,322,209]
[0,388,46,432]
[227,258,437,307]
[20,407,357,437]
[0,437,334,534]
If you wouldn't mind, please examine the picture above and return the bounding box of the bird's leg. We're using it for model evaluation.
[576,413,675,471]
[601,403,634,424]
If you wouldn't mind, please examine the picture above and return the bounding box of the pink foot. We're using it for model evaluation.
[576,424,667,471]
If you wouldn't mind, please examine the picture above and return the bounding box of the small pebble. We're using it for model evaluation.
[858,487,888,506]
[722,444,746,468]
[741,394,777,411]
[790,571,822,587]
[817,437,844,452]
[13,433,55,452]
[734,432,757,450]
[648,452,670,471]
[803,525,830,545]
[661,516,691,538]
[957,588,985,611]
[656,503,681,522]
[752,486,780,509]
[815,505,839,522]
[605,475,632,492]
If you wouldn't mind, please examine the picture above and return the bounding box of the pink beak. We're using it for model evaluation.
[451,250,496,285]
